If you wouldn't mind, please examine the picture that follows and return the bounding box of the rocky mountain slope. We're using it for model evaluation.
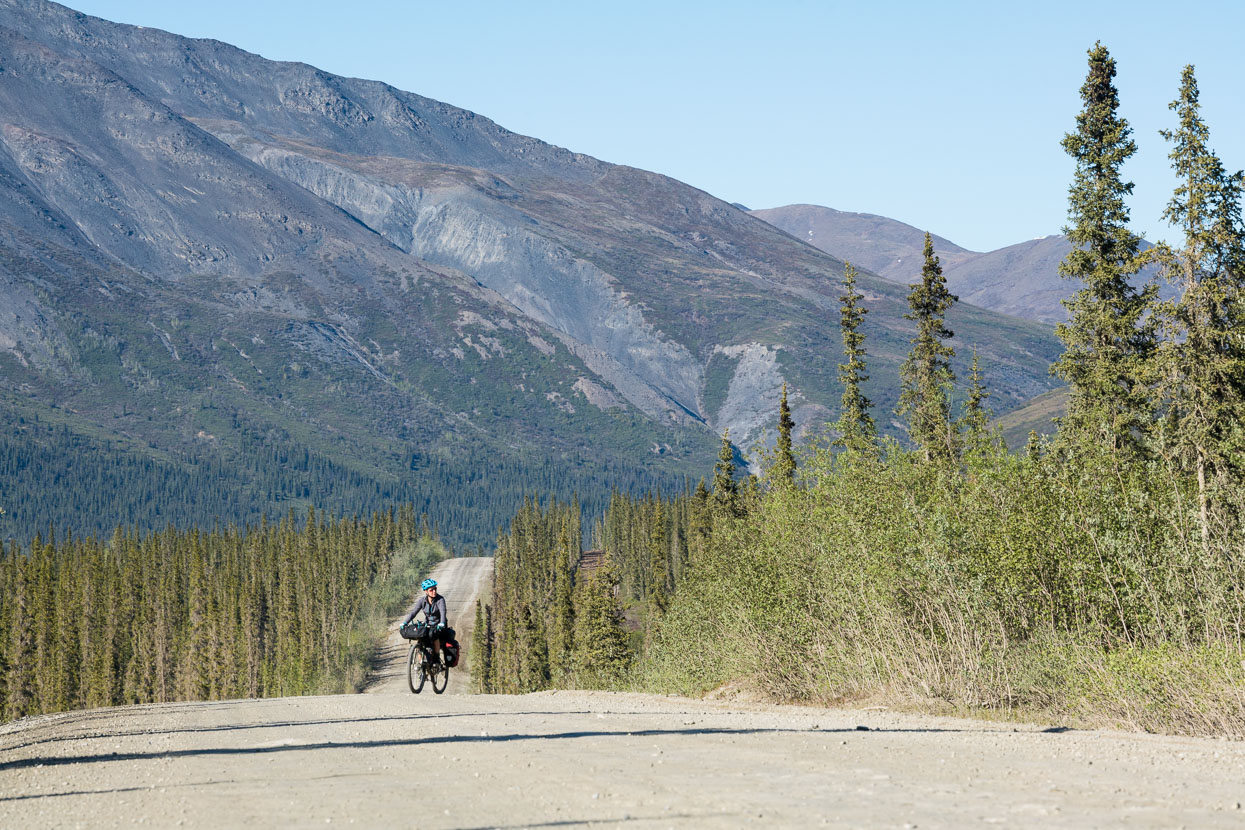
[0,1,1064,544]
[753,204,1169,324]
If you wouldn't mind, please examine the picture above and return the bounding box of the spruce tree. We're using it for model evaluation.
[711,430,738,516]
[4,557,34,719]
[550,520,575,677]
[471,600,494,693]
[959,349,992,447]
[31,540,56,710]
[834,262,876,452]
[773,383,797,485]
[571,568,629,687]
[0,545,10,709]
[1054,42,1158,457]
[1156,64,1245,548]
[897,234,959,462]
[687,478,711,565]
[648,499,669,618]
[517,606,550,693]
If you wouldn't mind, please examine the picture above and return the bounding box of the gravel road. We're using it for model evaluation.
[3,556,1245,828]
[365,555,492,695]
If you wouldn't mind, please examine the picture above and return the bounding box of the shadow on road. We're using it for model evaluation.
[0,724,968,772]
[0,778,247,804]
[0,711,594,755]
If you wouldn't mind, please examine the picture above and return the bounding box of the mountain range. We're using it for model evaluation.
[752,204,1170,324]
[0,0,1065,545]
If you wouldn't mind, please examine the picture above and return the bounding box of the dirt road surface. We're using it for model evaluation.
[3,556,1245,828]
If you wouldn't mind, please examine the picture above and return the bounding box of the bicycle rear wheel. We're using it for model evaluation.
[408,643,427,694]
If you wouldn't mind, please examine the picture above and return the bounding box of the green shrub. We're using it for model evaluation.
[638,438,1245,736]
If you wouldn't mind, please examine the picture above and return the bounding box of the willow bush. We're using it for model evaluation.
[641,439,1245,735]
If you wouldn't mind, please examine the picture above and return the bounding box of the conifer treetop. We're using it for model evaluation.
[897,234,958,463]
[835,262,876,453]
[1054,41,1157,456]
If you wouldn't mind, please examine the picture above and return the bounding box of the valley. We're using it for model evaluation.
[2,4,1244,827]
[0,0,1066,547]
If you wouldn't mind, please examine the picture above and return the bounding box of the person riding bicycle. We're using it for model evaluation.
[400,578,449,664]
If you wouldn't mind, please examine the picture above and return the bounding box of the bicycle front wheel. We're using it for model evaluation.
[408,643,427,694]
[431,661,449,694]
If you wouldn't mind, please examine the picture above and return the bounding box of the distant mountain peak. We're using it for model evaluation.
[752,204,1168,324]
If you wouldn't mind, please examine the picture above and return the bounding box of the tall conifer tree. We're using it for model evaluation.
[898,234,959,462]
[1054,42,1157,457]
[4,557,34,719]
[1156,64,1245,546]
[773,383,797,485]
[835,263,876,452]
[959,348,992,448]
[472,600,494,693]
[516,606,549,693]
[687,478,711,564]
[571,567,629,687]
[712,431,738,516]
[550,519,576,676]
[648,499,669,618]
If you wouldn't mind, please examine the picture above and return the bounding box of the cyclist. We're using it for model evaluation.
[400,578,449,664]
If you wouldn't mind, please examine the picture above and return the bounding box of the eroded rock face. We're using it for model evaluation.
[213,134,705,424]
[706,343,833,469]
[403,195,702,414]
[711,343,784,454]
[0,272,66,375]
[572,377,624,411]
[0,0,1067,500]
[552,333,699,425]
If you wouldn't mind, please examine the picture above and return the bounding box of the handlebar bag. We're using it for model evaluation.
[399,620,426,640]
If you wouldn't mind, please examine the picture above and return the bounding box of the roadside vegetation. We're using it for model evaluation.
[484,48,1245,736]
[0,507,444,720]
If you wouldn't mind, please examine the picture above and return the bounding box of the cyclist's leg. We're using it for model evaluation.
[420,632,440,664]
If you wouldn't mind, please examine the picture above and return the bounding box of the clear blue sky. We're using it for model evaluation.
[69,0,1244,252]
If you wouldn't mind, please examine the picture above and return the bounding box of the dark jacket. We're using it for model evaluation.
[401,593,448,631]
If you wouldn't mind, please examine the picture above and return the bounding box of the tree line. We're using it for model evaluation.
[473,497,628,692]
[474,436,757,693]
[484,48,1245,734]
[0,409,692,552]
[0,505,443,721]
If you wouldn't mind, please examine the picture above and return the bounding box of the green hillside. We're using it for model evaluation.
[993,387,1068,450]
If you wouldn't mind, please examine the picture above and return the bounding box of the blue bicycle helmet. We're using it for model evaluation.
[421,578,437,590]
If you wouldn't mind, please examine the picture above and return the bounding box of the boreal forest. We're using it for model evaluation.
[3,45,1244,737]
